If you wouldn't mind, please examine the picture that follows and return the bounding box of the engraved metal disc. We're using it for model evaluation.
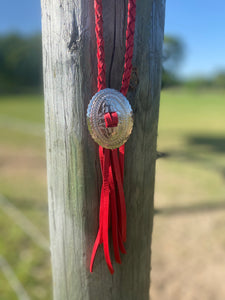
[87,88,133,149]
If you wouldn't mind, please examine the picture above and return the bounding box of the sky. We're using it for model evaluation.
[165,0,225,78]
[0,0,225,79]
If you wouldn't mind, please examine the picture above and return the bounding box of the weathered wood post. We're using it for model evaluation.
[41,0,165,299]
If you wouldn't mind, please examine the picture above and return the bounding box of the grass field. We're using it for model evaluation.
[0,95,50,300]
[0,89,225,299]
[152,88,225,300]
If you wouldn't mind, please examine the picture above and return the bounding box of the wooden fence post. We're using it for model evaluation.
[41,0,165,299]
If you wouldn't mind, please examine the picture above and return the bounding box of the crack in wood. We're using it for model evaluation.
[68,9,79,53]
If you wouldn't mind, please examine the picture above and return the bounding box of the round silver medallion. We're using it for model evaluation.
[87,88,133,149]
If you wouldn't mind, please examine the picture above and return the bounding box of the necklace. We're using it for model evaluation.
[87,0,136,274]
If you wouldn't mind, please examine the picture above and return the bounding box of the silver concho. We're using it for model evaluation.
[87,88,133,149]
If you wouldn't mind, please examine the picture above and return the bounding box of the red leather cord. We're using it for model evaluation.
[111,149,126,242]
[102,148,114,274]
[104,112,118,128]
[90,147,114,274]
[120,0,137,96]
[90,0,136,274]
[94,0,106,91]
[109,160,121,264]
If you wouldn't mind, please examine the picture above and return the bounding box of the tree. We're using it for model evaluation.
[161,35,184,88]
[41,1,166,299]
[213,71,225,88]
[0,34,42,93]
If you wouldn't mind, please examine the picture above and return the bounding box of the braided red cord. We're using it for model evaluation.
[94,0,106,91]
[90,0,136,274]
[120,0,136,96]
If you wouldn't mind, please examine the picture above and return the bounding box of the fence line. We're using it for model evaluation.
[0,194,49,252]
[0,255,31,300]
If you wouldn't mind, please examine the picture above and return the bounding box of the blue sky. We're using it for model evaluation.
[0,0,41,34]
[165,0,225,78]
[0,0,225,78]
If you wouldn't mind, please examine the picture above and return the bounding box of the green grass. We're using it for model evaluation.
[0,94,51,300]
[152,88,225,300]
[0,94,44,123]
[156,88,225,207]
[0,94,45,150]
[0,89,225,299]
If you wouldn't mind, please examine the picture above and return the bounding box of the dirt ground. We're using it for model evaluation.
[150,164,225,300]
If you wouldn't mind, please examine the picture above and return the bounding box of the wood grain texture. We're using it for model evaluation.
[41,0,165,299]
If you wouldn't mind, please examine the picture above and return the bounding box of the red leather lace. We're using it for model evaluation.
[90,0,136,274]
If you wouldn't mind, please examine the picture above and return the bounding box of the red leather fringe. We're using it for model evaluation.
[90,0,136,274]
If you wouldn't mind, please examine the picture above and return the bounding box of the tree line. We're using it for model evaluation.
[0,34,42,93]
[162,35,225,89]
[0,33,224,94]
